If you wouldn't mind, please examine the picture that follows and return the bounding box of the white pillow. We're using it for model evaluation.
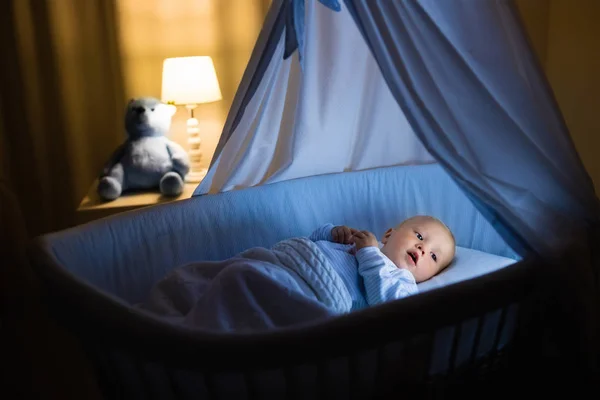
[417,246,518,292]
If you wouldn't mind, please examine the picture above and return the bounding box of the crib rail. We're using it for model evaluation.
[86,302,526,399]
[29,242,556,398]
[30,240,539,371]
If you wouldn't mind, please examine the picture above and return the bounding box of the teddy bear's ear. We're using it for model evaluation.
[165,104,177,117]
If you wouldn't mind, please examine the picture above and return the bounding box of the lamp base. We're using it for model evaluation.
[185,168,208,183]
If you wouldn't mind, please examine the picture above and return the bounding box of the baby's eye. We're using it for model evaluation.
[150,108,155,111]
[431,253,437,262]
[416,232,423,241]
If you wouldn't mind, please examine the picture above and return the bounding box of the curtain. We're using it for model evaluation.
[1,178,103,399]
[0,1,123,397]
[0,0,126,236]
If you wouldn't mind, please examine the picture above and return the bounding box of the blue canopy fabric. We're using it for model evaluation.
[342,0,600,257]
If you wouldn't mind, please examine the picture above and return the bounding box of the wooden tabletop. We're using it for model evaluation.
[78,181,199,211]
[76,175,205,224]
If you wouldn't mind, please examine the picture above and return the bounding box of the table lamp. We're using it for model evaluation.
[161,56,222,182]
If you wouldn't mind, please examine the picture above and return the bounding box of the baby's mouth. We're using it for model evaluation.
[407,250,418,265]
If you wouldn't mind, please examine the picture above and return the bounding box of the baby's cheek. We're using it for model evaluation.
[393,256,409,270]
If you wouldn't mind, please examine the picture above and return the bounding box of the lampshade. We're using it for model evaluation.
[161,56,222,105]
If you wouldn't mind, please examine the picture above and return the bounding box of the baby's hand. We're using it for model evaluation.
[331,225,358,244]
[352,230,378,251]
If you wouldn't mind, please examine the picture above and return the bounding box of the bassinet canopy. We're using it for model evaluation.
[196,0,599,265]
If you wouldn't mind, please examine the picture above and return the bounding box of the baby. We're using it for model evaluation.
[308,215,456,310]
[140,214,457,331]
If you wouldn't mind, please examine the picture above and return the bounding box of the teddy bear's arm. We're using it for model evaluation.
[166,141,190,178]
[97,142,127,200]
[100,142,129,177]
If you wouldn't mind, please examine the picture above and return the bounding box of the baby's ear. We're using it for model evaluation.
[382,228,394,244]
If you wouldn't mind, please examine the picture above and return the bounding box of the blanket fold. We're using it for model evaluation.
[137,238,352,332]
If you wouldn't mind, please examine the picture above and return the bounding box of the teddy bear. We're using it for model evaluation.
[97,97,190,201]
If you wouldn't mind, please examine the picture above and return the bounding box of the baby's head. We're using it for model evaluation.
[381,215,455,283]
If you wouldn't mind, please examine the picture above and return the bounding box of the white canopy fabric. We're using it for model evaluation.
[196,0,433,195]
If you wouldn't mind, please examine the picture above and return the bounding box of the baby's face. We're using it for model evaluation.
[381,216,455,283]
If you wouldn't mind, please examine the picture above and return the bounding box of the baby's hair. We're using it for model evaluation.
[398,215,452,233]
[434,217,455,248]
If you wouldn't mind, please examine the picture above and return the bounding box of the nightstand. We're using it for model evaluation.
[76,180,202,225]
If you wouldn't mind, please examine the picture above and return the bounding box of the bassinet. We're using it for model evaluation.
[31,164,557,398]
[28,0,600,397]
